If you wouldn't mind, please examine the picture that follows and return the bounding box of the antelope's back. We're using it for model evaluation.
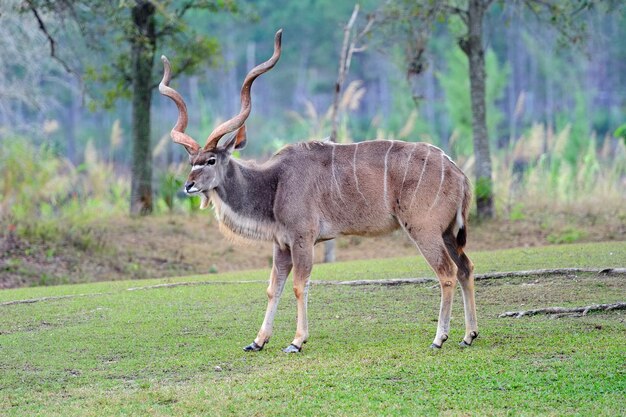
[275,140,467,238]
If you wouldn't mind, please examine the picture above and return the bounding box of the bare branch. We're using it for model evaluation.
[499,302,626,318]
[524,0,557,9]
[522,0,589,44]
[354,12,375,43]
[25,0,76,76]
[319,268,626,286]
[330,4,361,142]
[442,4,469,24]
[346,4,360,32]
[155,23,179,38]
[476,267,626,280]
[176,1,196,18]
[330,4,378,142]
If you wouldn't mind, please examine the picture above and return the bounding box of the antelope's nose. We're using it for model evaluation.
[184,181,196,193]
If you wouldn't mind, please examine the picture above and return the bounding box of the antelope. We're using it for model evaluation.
[159,30,478,353]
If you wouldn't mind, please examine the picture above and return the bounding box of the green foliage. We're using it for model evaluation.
[475,175,493,201]
[547,227,586,244]
[45,1,229,110]
[1,141,60,222]
[383,47,440,144]
[157,172,184,213]
[438,45,509,157]
[0,139,127,250]
[556,89,591,167]
[509,203,526,221]
[154,166,211,215]
[7,0,626,225]
[614,123,626,146]
[580,136,600,190]
[494,123,626,218]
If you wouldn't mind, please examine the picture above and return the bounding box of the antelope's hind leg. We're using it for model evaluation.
[454,254,478,346]
[442,229,478,346]
[404,225,458,348]
[244,243,292,352]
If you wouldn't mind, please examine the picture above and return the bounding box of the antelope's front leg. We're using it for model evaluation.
[244,244,292,352]
[283,237,314,353]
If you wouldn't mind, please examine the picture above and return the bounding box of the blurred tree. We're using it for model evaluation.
[330,4,374,143]
[458,0,496,220]
[22,0,233,215]
[438,46,509,157]
[378,1,444,109]
[0,2,71,136]
[381,0,610,220]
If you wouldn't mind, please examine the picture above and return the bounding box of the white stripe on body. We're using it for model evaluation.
[428,144,458,168]
[409,147,431,209]
[330,145,346,203]
[429,152,446,211]
[352,143,368,203]
[383,141,394,211]
[399,144,417,206]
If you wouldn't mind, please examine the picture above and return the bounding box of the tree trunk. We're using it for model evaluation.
[330,4,359,142]
[460,0,494,220]
[130,1,156,216]
[323,239,336,263]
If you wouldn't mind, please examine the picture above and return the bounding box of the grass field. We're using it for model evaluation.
[1,242,625,416]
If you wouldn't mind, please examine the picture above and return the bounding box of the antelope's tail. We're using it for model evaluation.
[455,175,472,249]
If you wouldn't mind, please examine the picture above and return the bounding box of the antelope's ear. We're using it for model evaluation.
[234,125,247,150]
[221,126,247,154]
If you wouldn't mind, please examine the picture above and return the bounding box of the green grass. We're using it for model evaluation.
[1,242,625,416]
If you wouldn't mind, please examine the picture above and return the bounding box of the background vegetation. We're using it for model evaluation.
[1,0,625,288]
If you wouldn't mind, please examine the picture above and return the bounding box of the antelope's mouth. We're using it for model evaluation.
[185,185,201,195]
[185,188,210,210]
[199,191,210,210]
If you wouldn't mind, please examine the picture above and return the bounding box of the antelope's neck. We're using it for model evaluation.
[209,160,280,242]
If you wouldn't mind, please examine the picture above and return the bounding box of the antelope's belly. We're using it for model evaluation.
[318,213,400,240]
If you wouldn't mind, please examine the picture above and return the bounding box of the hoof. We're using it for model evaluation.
[282,343,302,353]
[430,334,447,349]
[460,331,478,347]
[243,341,263,352]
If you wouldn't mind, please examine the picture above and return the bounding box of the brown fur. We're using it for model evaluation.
[183,139,478,350]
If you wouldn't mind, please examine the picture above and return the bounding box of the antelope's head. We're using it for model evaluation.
[159,30,282,209]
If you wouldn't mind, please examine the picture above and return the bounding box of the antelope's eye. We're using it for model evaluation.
[206,157,216,166]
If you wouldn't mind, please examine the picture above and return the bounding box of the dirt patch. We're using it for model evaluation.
[1,209,624,289]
